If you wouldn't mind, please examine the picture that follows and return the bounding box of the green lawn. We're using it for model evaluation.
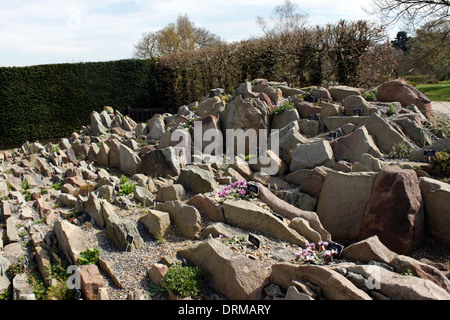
[416,81,450,101]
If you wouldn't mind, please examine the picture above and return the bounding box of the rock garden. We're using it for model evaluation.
[1,78,449,301]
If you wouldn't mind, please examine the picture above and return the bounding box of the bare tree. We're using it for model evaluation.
[257,0,308,35]
[369,0,450,28]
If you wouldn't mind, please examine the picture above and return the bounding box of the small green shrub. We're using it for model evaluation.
[388,142,412,159]
[430,150,450,175]
[77,247,101,265]
[163,265,206,298]
[272,100,295,115]
[118,180,136,196]
[51,145,61,154]
[27,271,47,300]
[51,182,63,190]
[424,114,450,137]
[21,180,30,191]
[6,263,25,280]
[364,91,377,101]
[0,288,11,300]
[386,103,398,116]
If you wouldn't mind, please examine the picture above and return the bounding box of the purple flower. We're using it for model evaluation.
[239,189,246,196]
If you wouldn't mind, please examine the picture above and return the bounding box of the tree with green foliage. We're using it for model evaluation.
[391,31,410,52]
[134,14,223,59]
[399,20,450,80]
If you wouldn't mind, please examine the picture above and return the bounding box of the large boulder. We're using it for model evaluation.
[101,200,144,252]
[12,273,36,300]
[139,209,171,239]
[53,220,86,263]
[107,138,122,170]
[323,116,368,132]
[91,111,107,136]
[328,85,364,102]
[357,113,415,153]
[330,126,383,163]
[377,79,432,114]
[177,237,270,300]
[155,201,202,240]
[146,114,166,141]
[177,165,219,194]
[0,255,11,295]
[222,199,309,247]
[219,96,271,155]
[271,263,371,300]
[342,235,397,265]
[271,108,301,130]
[290,140,335,172]
[119,143,141,177]
[343,95,378,116]
[345,264,450,300]
[358,166,425,255]
[185,194,226,222]
[316,171,377,240]
[196,96,226,117]
[270,121,309,165]
[141,147,181,178]
[419,177,450,246]
[257,184,331,241]
[298,166,332,198]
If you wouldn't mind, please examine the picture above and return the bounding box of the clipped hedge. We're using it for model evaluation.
[0,59,158,146]
[0,20,401,146]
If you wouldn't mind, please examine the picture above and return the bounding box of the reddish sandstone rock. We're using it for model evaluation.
[358,166,425,255]
[63,176,86,188]
[79,264,104,300]
[294,100,321,118]
[377,79,432,114]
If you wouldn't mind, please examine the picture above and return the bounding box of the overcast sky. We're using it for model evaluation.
[0,0,399,67]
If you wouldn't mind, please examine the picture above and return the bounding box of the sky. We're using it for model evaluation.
[0,0,400,67]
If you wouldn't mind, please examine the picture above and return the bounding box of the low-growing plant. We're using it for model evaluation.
[216,180,259,203]
[27,270,47,300]
[294,241,339,265]
[163,265,206,298]
[21,180,30,191]
[23,190,32,202]
[0,288,11,300]
[77,247,101,265]
[388,142,412,159]
[18,229,28,237]
[51,145,61,154]
[218,234,247,247]
[148,283,168,297]
[118,180,136,196]
[51,182,63,190]
[429,150,450,176]
[272,100,295,115]
[424,114,450,137]
[155,233,165,244]
[403,269,415,276]
[363,91,377,101]
[386,103,398,116]
[6,263,25,280]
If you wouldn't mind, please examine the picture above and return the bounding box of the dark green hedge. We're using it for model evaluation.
[0,20,400,146]
[0,59,159,146]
